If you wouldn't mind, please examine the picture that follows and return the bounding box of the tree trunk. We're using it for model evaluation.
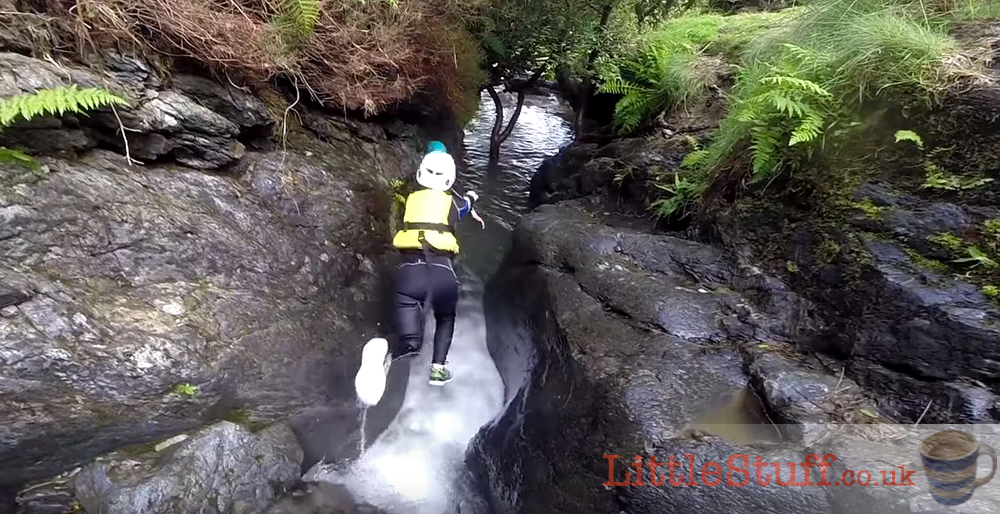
[487,67,546,164]
[574,3,615,139]
[486,85,504,164]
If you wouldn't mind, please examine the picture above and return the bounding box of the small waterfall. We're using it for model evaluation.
[304,90,574,513]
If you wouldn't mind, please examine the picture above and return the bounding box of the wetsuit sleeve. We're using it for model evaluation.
[455,196,471,218]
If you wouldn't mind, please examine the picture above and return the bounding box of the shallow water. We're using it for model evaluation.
[305,91,574,513]
[454,90,575,279]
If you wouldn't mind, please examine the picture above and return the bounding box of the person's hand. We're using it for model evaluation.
[471,208,485,229]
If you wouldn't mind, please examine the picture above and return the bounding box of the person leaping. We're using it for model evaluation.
[355,141,483,406]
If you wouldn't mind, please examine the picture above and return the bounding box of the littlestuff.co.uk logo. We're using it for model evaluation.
[602,428,998,505]
[603,453,918,488]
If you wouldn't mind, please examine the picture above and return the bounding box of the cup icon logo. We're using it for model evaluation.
[920,429,997,506]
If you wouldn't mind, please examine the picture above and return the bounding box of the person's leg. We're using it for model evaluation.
[356,260,425,406]
[392,261,427,359]
[428,259,459,385]
[393,291,424,359]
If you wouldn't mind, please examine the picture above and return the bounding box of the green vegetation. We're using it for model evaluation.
[928,232,964,256]
[0,85,127,169]
[952,246,998,270]
[272,0,322,51]
[475,0,692,160]
[598,9,796,133]
[904,247,949,273]
[596,0,997,218]
[852,199,884,219]
[815,239,841,266]
[983,218,1000,253]
[172,383,199,397]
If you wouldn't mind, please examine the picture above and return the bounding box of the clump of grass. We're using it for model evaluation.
[644,0,985,218]
[597,11,795,134]
[950,0,1000,21]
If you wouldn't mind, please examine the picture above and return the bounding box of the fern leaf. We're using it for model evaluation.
[598,77,641,95]
[894,129,923,149]
[789,112,825,146]
[761,75,832,98]
[0,85,127,129]
[275,0,321,48]
[749,126,781,177]
[680,149,708,170]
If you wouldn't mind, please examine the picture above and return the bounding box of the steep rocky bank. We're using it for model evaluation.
[0,48,452,512]
[469,19,1000,514]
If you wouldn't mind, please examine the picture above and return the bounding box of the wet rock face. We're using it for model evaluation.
[529,136,700,215]
[471,203,851,514]
[0,52,425,489]
[75,422,301,514]
[472,202,1000,514]
[0,52,277,169]
[702,177,1000,425]
[17,421,302,514]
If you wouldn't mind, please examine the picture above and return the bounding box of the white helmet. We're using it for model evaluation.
[416,152,456,191]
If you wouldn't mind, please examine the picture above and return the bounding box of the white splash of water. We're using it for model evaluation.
[357,404,368,455]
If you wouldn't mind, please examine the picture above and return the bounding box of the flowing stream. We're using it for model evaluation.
[304,91,573,513]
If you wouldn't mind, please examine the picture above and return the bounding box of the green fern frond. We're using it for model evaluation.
[274,0,321,49]
[760,75,832,97]
[613,91,656,133]
[0,85,128,128]
[789,112,825,146]
[680,149,709,170]
[763,90,809,118]
[598,77,642,95]
[749,125,781,177]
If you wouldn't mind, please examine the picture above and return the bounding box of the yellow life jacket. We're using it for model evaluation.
[392,189,459,254]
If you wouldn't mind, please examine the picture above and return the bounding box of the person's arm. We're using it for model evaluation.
[449,192,484,229]
[454,195,471,219]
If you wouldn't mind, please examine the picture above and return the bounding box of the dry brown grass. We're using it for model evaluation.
[20,0,485,119]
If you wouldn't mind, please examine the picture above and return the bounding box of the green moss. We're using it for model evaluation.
[904,247,949,273]
[928,232,965,257]
[388,177,407,236]
[815,239,842,266]
[983,218,1000,253]
[785,261,799,273]
[852,198,884,219]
